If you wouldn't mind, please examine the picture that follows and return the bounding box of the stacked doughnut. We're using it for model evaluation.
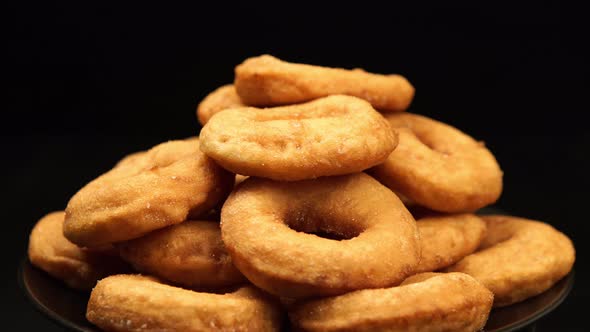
[28,55,575,332]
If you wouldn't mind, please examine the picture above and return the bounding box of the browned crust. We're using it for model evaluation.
[200,95,397,181]
[446,215,575,307]
[117,220,246,288]
[28,211,130,290]
[289,272,493,332]
[197,84,245,125]
[86,275,283,331]
[221,173,420,298]
[415,214,487,273]
[235,54,414,112]
[370,113,503,212]
[64,139,234,247]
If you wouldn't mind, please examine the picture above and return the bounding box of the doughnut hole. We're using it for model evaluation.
[284,209,363,241]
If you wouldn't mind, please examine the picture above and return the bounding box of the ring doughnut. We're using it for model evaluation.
[197,84,245,125]
[370,113,503,212]
[28,211,130,290]
[221,173,420,298]
[200,95,397,181]
[446,215,575,307]
[64,139,234,247]
[117,220,246,288]
[289,272,493,332]
[234,55,415,112]
[415,214,487,273]
[86,274,283,331]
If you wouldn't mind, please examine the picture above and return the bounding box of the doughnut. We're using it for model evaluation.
[221,173,420,298]
[197,84,245,125]
[446,215,575,307]
[28,211,130,290]
[415,214,487,273]
[86,274,283,332]
[234,54,415,112]
[117,220,246,289]
[64,139,234,247]
[200,95,397,181]
[289,272,493,332]
[370,113,503,212]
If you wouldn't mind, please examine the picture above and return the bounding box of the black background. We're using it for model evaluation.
[5,2,589,330]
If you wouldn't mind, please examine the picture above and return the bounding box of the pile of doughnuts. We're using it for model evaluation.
[28,55,575,332]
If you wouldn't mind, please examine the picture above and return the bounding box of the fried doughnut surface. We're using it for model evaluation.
[289,272,493,332]
[221,173,420,298]
[200,95,397,181]
[447,215,575,307]
[235,55,415,112]
[371,113,503,212]
[86,275,283,332]
[118,220,246,288]
[235,174,249,186]
[28,211,129,290]
[64,139,234,247]
[197,84,245,125]
[416,214,487,273]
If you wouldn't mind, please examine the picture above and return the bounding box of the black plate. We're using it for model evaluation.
[19,258,574,332]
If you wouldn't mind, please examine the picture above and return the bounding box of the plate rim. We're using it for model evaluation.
[486,269,575,332]
[18,258,95,332]
[19,255,576,332]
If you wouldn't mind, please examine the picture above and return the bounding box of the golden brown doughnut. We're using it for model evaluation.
[446,215,575,307]
[221,173,420,298]
[64,139,234,247]
[370,113,503,212]
[415,214,487,273]
[197,84,245,125]
[200,95,397,181]
[86,275,283,331]
[28,211,130,290]
[117,220,246,288]
[289,272,493,332]
[235,55,415,112]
